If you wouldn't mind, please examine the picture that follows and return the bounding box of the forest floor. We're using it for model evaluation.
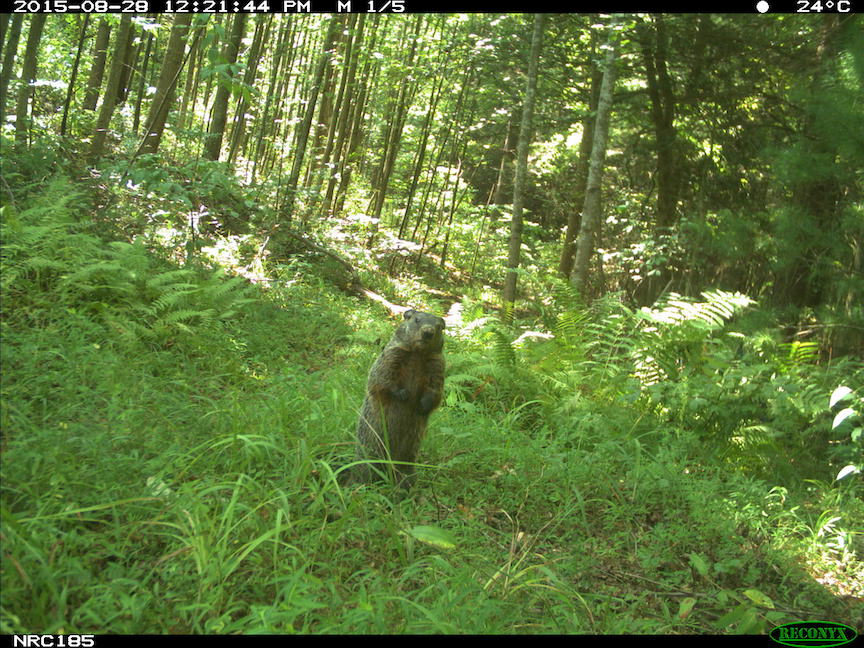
[1,178,862,635]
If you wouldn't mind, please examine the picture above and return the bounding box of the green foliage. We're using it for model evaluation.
[829,385,864,483]
[0,136,71,201]
[101,154,272,237]
[3,11,864,632]
[2,178,256,350]
[4,175,861,633]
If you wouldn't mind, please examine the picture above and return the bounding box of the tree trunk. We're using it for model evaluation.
[227,14,270,165]
[137,14,193,155]
[60,15,90,137]
[131,31,154,136]
[331,19,380,217]
[321,15,366,215]
[114,21,139,107]
[502,14,545,314]
[558,37,601,277]
[14,14,47,145]
[251,16,291,183]
[305,15,347,187]
[82,18,110,111]
[492,114,516,205]
[366,15,424,237]
[0,14,24,125]
[640,14,679,230]
[176,24,203,132]
[570,23,618,298]
[397,45,447,239]
[203,13,246,161]
[282,15,340,222]
[0,15,10,53]
[89,14,133,159]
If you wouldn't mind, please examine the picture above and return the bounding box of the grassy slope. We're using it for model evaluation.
[1,180,861,634]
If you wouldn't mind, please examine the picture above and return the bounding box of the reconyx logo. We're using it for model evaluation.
[770,622,858,648]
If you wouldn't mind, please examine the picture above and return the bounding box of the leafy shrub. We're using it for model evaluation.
[2,176,256,350]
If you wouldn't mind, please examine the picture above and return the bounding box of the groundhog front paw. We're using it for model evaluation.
[391,387,410,401]
[418,391,440,414]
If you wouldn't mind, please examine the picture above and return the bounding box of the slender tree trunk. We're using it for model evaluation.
[410,110,457,242]
[640,14,679,230]
[138,14,193,155]
[0,15,10,54]
[439,138,475,268]
[114,22,139,107]
[0,14,24,124]
[60,15,90,138]
[309,14,358,210]
[198,14,224,132]
[558,39,601,277]
[263,16,305,180]
[282,15,340,222]
[131,31,153,136]
[227,14,269,165]
[203,13,246,161]
[502,14,545,315]
[397,63,446,239]
[570,22,619,298]
[366,15,424,237]
[321,14,365,214]
[14,15,47,145]
[251,16,291,183]
[176,24,202,132]
[305,15,347,187]
[89,14,133,159]
[82,18,110,111]
[492,115,516,205]
[331,19,380,217]
[633,15,681,304]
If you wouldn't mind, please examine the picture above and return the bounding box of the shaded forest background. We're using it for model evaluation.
[2,12,861,329]
[1,12,863,635]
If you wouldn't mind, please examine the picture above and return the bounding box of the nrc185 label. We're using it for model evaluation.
[12,637,95,648]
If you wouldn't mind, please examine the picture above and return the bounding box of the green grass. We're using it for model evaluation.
[1,179,862,634]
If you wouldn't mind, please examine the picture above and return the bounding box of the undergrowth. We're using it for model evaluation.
[1,175,862,634]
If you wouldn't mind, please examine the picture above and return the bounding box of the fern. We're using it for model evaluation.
[2,178,256,349]
[632,290,755,386]
[778,341,819,373]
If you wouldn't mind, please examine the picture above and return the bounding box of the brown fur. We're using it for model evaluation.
[349,310,445,488]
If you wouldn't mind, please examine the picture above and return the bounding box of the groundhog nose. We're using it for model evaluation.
[422,328,433,340]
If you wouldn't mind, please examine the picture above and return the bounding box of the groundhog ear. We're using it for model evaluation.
[403,310,415,319]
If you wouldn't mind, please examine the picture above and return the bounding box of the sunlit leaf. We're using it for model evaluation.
[830,386,853,408]
[743,588,774,609]
[836,465,860,481]
[832,408,856,429]
[404,525,457,550]
[677,597,697,619]
[689,552,710,578]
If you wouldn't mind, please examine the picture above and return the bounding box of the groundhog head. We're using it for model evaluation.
[397,309,445,352]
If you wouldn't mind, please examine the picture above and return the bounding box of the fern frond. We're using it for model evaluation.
[145,269,196,289]
[778,341,819,372]
[161,308,215,325]
[487,328,517,369]
[151,285,199,313]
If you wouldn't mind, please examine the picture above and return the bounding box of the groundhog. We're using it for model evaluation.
[349,309,446,488]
